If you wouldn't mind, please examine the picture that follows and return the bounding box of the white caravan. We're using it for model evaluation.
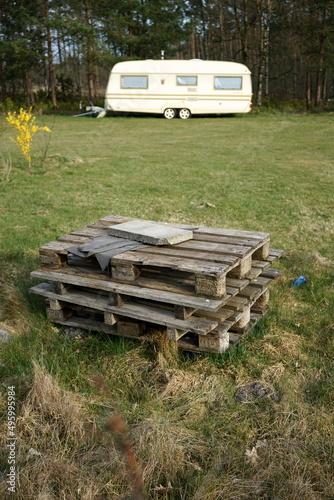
[104,59,252,119]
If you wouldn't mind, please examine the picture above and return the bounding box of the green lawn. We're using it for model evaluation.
[0,113,333,499]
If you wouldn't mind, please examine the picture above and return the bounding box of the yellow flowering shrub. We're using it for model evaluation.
[6,108,51,168]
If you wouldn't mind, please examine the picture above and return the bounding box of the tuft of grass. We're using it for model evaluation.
[18,361,85,447]
[0,283,31,334]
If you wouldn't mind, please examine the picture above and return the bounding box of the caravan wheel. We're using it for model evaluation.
[179,108,191,119]
[163,108,176,119]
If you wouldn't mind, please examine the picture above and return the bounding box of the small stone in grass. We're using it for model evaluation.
[235,381,281,403]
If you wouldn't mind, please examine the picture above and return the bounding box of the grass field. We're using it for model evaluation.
[0,112,333,499]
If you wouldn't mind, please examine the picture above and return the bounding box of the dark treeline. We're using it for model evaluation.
[1,0,334,109]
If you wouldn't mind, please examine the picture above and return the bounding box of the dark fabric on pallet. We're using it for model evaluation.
[66,235,149,271]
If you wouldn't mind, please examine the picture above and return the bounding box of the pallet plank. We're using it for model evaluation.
[71,227,106,238]
[177,239,253,258]
[30,283,218,335]
[109,250,230,277]
[261,268,284,279]
[99,215,270,241]
[31,268,226,312]
[136,245,239,267]
[57,235,93,245]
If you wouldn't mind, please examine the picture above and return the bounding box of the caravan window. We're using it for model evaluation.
[121,76,148,89]
[215,77,242,90]
[177,76,197,86]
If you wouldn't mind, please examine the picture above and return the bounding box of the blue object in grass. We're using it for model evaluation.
[292,276,307,287]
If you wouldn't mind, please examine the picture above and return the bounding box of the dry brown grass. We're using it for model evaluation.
[18,361,85,447]
[2,362,130,500]
[0,283,30,334]
[1,360,209,499]
[16,457,105,500]
[261,328,302,358]
[147,327,179,362]
[189,399,334,500]
[308,251,334,269]
[131,413,206,492]
[1,341,333,500]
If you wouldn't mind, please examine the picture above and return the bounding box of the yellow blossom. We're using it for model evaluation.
[6,107,51,168]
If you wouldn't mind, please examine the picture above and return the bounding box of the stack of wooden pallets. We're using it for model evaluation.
[30,215,283,354]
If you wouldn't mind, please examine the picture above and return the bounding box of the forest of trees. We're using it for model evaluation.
[0,0,334,109]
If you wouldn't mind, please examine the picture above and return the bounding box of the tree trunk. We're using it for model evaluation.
[218,0,224,60]
[322,69,327,101]
[45,1,57,108]
[256,0,271,106]
[57,29,63,67]
[264,1,271,97]
[314,6,328,107]
[257,8,265,107]
[199,0,208,59]
[234,0,249,65]
[305,64,312,110]
[85,0,95,102]
[192,31,196,59]
[0,55,7,99]
[25,72,35,106]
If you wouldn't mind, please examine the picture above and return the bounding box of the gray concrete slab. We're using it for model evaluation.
[107,221,193,246]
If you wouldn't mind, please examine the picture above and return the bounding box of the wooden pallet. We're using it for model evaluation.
[30,266,278,353]
[30,273,270,333]
[30,262,274,312]
[36,293,270,354]
[31,215,284,354]
[38,215,278,299]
